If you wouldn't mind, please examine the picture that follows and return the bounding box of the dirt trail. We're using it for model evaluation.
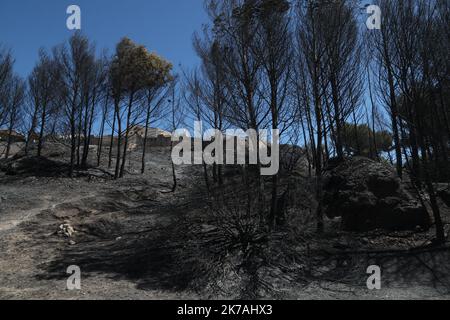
[0,201,51,233]
[0,148,203,300]
[0,178,197,299]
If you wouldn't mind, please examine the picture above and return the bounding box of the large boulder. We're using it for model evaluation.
[322,157,430,232]
[437,184,450,207]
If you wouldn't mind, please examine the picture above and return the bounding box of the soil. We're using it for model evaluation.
[0,143,449,300]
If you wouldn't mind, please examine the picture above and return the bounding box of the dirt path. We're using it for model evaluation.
[0,195,91,234]
[0,200,51,233]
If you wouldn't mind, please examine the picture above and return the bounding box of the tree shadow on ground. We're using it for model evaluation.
[36,186,214,294]
[310,246,450,295]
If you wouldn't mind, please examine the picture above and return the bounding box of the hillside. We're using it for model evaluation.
[0,142,449,300]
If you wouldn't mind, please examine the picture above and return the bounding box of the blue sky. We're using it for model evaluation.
[0,0,209,78]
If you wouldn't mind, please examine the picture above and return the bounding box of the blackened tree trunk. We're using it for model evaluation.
[382,31,403,178]
[25,106,38,156]
[170,140,177,192]
[114,99,122,179]
[119,93,134,178]
[37,102,47,157]
[108,106,117,169]
[141,100,152,174]
[5,120,14,159]
[97,97,108,167]
[69,107,77,178]
[82,93,97,168]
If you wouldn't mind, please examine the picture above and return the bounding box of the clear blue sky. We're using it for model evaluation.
[0,0,209,78]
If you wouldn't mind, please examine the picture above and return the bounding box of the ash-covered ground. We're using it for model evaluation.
[0,142,449,300]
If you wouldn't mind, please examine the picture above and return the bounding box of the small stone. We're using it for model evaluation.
[58,224,76,237]
[69,240,76,246]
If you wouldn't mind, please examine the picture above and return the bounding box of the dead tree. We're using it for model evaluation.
[110,38,172,179]
[54,33,93,177]
[295,1,329,233]
[4,76,25,159]
[0,47,13,129]
[141,85,169,174]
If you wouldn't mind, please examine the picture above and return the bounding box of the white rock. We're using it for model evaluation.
[58,224,76,237]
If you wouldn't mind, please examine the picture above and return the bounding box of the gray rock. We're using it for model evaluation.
[57,224,76,237]
[323,157,430,232]
[436,184,450,207]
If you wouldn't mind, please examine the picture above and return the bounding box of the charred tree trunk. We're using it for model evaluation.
[97,99,108,167]
[382,32,403,178]
[25,105,38,156]
[119,93,134,178]
[37,103,47,157]
[82,94,96,169]
[108,106,117,169]
[114,100,122,179]
[4,120,14,159]
[170,140,177,193]
[141,102,151,174]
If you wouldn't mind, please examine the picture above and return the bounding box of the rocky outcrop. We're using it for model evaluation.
[322,157,430,232]
[437,184,450,207]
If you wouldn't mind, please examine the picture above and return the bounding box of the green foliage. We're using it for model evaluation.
[341,123,393,159]
[111,37,173,95]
